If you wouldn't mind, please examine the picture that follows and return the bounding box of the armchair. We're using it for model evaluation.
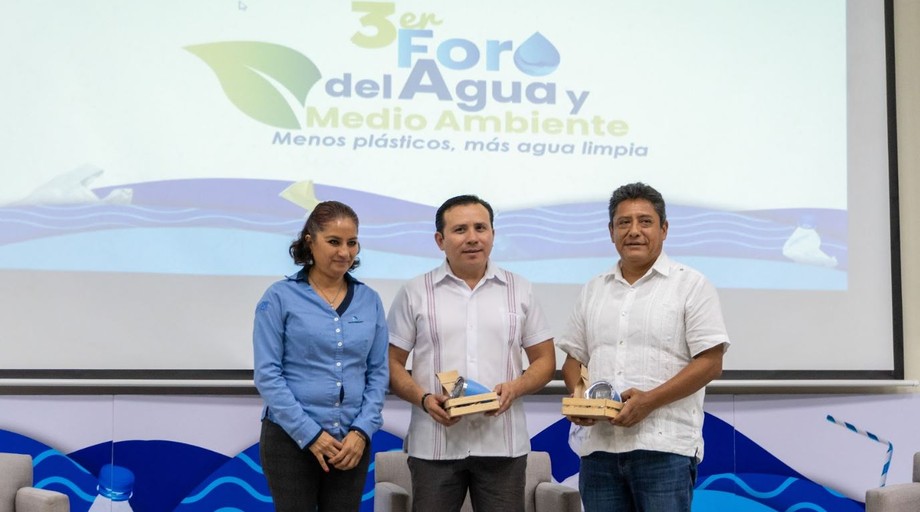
[374,450,581,512]
[865,452,920,512]
[0,453,69,512]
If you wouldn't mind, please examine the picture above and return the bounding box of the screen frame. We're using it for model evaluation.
[0,0,905,388]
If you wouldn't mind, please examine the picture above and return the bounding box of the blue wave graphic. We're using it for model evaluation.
[699,474,798,498]
[235,451,264,474]
[3,420,866,512]
[172,430,404,512]
[0,430,104,512]
[169,442,272,512]
[180,476,272,504]
[0,178,848,272]
[533,414,864,512]
[0,179,849,290]
[33,476,97,502]
[67,439,230,512]
[697,473,862,511]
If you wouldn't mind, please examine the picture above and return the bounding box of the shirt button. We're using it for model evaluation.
[334,422,339,427]
[336,382,342,387]
[334,317,339,322]
[338,342,343,347]
[334,402,340,407]
[336,362,341,367]
[335,328,341,333]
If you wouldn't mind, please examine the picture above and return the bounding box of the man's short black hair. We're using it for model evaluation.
[435,195,495,234]
[608,182,667,225]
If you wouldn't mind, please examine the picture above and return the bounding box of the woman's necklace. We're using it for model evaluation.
[310,277,345,306]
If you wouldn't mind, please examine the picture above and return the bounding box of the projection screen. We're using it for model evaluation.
[0,0,902,381]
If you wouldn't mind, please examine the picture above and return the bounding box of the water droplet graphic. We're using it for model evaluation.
[513,32,560,76]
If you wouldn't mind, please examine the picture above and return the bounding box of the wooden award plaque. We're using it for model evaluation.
[561,366,622,419]
[436,370,500,418]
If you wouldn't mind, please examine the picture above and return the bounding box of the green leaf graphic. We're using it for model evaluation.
[186,41,322,129]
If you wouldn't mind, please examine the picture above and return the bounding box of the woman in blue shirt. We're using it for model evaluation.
[253,200,389,511]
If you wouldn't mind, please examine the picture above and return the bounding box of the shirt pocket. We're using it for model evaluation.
[342,316,376,357]
[284,315,328,360]
[655,302,692,377]
[503,312,525,348]
[655,302,683,347]
[587,345,619,385]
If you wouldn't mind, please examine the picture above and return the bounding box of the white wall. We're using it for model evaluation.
[895,0,920,384]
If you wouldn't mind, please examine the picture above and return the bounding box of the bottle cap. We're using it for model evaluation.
[97,464,135,501]
[448,376,491,397]
[585,380,621,401]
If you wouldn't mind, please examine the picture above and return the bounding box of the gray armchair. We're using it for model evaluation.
[0,453,69,512]
[374,450,581,512]
[865,452,920,512]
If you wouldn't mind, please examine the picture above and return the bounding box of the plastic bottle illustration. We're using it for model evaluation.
[448,376,492,398]
[87,464,135,512]
[782,214,838,267]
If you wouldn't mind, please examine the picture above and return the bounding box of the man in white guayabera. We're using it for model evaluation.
[387,194,556,512]
[558,182,731,512]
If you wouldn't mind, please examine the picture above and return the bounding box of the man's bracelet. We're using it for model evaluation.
[420,393,433,413]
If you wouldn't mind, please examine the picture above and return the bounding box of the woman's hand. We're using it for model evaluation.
[308,431,343,472]
[329,431,367,471]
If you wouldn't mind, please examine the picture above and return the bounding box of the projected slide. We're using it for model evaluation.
[0,0,846,289]
[0,0,896,375]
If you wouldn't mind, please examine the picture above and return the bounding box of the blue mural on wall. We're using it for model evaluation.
[0,413,864,512]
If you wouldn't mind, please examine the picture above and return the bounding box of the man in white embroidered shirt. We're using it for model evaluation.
[557,182,730,512]
[387,194,556,512]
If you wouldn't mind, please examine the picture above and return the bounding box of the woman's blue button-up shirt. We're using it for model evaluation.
[253,271,389,449]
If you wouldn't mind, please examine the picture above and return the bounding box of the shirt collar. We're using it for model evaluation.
[606,251,671,282]
[287,268,362,286]
[434,259,506,285]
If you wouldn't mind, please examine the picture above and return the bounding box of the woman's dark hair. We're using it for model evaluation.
[289,200,361,271]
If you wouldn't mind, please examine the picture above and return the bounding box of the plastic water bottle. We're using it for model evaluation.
[87,464,135,511]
